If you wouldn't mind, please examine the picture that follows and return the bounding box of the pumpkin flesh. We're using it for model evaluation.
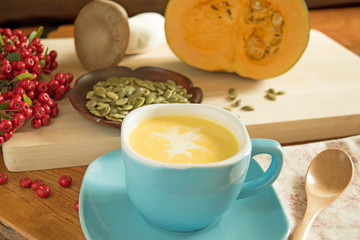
[165,0,310,79]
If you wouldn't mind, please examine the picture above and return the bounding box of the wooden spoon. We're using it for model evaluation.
[293,148,353,240]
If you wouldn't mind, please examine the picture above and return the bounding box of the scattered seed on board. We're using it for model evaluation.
[241,105,255,111]
[85,76,193,122]
[265,92,277,101]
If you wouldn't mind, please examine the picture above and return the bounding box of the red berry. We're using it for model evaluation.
[64,73,73,84]
[19,177,32,188]
[49,50,57,60]
[13,87,25,96]
[74,200,79,211]
[32,37,41,46]
[31,118,42,129]
[31,55,39,64]
[20,78,33,91]
[0,95,4,104]
[31,179,44,190]
[3,91,14,100]
[36,44,44,54]
[36,185,51,198]
[23,108,33,119]
[0,136,4,145]
[51,61,58,71]
[0,173,8,184]
[3,131,13,141]
[0,120,13,132]
[37,92,50,104]
[50,106,59,118]
[31,99,42,109]
[20,48,30,58]
[58,175,72,187]
[55,84,66,96]
[26,90,35,99]
[42,104,51,114]
[41,114,51,126]
[1,63,12,74]
[55,73,66,85]
[32,63,42,74]
[36,81,48,93]
[1,59,10,65]
[19,101,30,113]
[47,98,57,108]
[8,94,22,109]
[33,106,45,118]
[16,60,26,70]
[24,57,35,69]
[48,79,59,91]
[12,113,25,128]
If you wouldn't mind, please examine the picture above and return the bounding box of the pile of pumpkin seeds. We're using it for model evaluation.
[85,76,192,122]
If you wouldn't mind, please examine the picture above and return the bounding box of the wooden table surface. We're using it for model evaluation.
[0,6,359,240]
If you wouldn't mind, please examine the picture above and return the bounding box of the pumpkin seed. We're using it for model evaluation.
[267,88,277,94]
[234,99,242,107]
[241,105,255,111]
[122,105,134,110]
[265,92,277,101]
[115,98,128,106]
[229,94,237,101]
[228,88,236,95]
[86,91,95,99]
[105,91,119,100]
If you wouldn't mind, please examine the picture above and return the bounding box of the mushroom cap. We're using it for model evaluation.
[74,0,129,71]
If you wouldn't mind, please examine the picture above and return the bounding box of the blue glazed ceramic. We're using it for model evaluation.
[79,149,290,240]
[121,104,283,232]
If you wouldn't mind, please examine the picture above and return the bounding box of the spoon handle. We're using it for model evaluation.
[292,206,320,240]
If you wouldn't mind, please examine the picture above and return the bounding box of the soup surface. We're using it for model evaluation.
[129,115,240,164]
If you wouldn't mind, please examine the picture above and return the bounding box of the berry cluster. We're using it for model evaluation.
[0,27,73,145]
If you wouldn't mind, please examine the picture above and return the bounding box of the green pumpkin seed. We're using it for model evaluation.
[86,91,95,99]
[115,98,128,106]
[122,104,134,110]
[241,105,255,111]
[105,91,119,100]
[265,92,277,101]
[94,88,107,98]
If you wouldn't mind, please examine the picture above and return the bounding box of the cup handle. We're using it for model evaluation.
[237,138,283,199]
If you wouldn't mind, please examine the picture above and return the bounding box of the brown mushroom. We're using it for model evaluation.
[74,0,130,71]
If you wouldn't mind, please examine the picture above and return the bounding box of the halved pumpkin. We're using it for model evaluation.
[165,0,310,79]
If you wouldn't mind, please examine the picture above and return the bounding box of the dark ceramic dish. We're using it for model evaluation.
[68,66,203,128]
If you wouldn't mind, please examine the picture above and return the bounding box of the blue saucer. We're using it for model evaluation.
[79,149,290,240]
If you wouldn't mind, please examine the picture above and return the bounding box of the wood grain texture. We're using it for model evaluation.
[310,7,360,56]
[0,157,86,240]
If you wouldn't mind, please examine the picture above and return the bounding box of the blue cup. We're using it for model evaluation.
[121,104,283,232]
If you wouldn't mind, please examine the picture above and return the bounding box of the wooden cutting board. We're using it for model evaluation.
[3,30,360,172]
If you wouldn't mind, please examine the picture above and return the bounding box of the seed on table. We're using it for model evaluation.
[265,92,277,101]
[228,88,236,94]
[241,105,255,111]
[229,93,237,101]
[234,99,242,107]
[267,88,277,94]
